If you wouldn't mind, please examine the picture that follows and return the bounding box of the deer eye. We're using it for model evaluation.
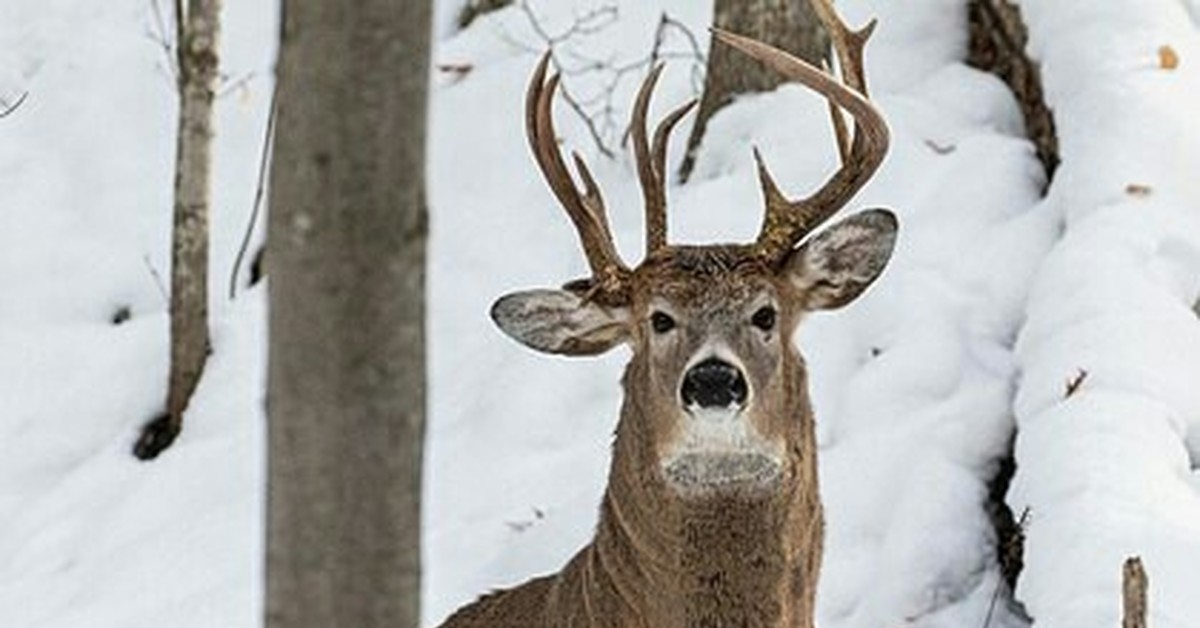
[650,311,676,334]
[751,306,777,332]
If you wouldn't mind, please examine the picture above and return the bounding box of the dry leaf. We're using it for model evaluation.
[437,63,475,77]
[1065,368,1088,398]
[1158,45,1179,70]
[1125,183,1153,197]
[924,139,956,155]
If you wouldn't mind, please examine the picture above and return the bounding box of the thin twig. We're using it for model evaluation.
[1065,368,1088,398]
[147,0,179,81]
[556,80,616,158]
[229,82,277,300]
[143,254,170,306]
[662,14,705,61]
[499,0,704,159]
[216,71,258,99]
[619,12,701,149]
[518,0,617,45]
[649,12,670,66]
[982,506,1030,628]
[0,91,29,119]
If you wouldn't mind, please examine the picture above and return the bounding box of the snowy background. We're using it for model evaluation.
[2,1,1199,627]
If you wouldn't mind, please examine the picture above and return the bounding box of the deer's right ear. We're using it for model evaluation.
[491,289,631,356]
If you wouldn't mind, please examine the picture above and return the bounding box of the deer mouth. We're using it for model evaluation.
[661,408,784,495]
[662,452,783,496]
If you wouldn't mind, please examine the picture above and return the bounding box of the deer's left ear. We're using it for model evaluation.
[783,209,897,311]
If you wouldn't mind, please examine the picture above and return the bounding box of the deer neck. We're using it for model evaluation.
[560,360,820,628]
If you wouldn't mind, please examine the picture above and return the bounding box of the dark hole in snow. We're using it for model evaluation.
[111,305,132,325]
[984,441,1031,624]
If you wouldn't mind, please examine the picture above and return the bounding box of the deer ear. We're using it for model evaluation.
[491,289,631,356]
[784,209,897,311]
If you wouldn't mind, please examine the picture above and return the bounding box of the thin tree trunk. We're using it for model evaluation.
[265,0,430,625]
[679,0,827,181]
[135,0,221,460]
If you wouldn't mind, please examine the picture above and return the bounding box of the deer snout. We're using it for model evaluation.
[681,358,748,410]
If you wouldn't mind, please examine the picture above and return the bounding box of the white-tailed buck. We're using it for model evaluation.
[442,1,895,626]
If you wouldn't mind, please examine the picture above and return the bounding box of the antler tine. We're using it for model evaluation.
[630,66,696,257]
[817,0,877,167]
[651,98,698,214]
[821,59,852,164]
[525,53,630,297]
[713,14,889,265]
[631,64,668,254]
[811,1,875,98]
[803,2,883,227]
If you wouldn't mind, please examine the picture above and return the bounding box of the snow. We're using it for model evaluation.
[1007,1,1200,626]
[1,0,1198,627]
[0,1,275,627]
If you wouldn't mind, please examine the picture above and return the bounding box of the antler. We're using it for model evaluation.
[525,53,698,299]
[713,0,889,265]
[526,53,630,301]
[630,65,697,256]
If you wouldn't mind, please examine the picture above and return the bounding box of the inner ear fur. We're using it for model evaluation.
[490,289,631,356]
[784,208,898,311]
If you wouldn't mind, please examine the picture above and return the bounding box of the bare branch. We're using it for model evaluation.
[216,71,257,99]
[518,0,618,45]
[555,81,616,158]
[981,507,1030,628]
[142,254,170,306]
[229,83,277,300]
[501,1,704,159]
[1064,368,1088,398]
[146,0,179,81]
[0,91,29,119]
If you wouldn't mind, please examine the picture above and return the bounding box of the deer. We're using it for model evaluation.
[440,1,895,626]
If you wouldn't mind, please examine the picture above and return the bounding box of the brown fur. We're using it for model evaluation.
[442,246,831,628]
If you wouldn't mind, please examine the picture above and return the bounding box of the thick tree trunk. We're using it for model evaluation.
[265,0,430,626]
[679,0,828,181]
[135,0,221,460]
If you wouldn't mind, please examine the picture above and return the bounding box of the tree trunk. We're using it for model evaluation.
[1122,557,1148,628]
[134,0,221,460]
[679,0,828,181]
[265,0,430,626]
[966,0,1059,184]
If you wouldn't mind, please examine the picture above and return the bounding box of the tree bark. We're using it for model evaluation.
[679,0,828,181]
[967,0,1059,183]
[135,0,221,460]
[1122,557,1148,628]
[265,0,430,626]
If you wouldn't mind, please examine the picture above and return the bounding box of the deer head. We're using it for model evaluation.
[492,13,895,503]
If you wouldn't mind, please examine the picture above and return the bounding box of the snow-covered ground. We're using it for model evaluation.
[1009,2,1200,626]
[1,1,1198,627]
[0,2,275,626]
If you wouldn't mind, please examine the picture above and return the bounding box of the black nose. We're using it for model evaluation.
[681,358,748,409]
